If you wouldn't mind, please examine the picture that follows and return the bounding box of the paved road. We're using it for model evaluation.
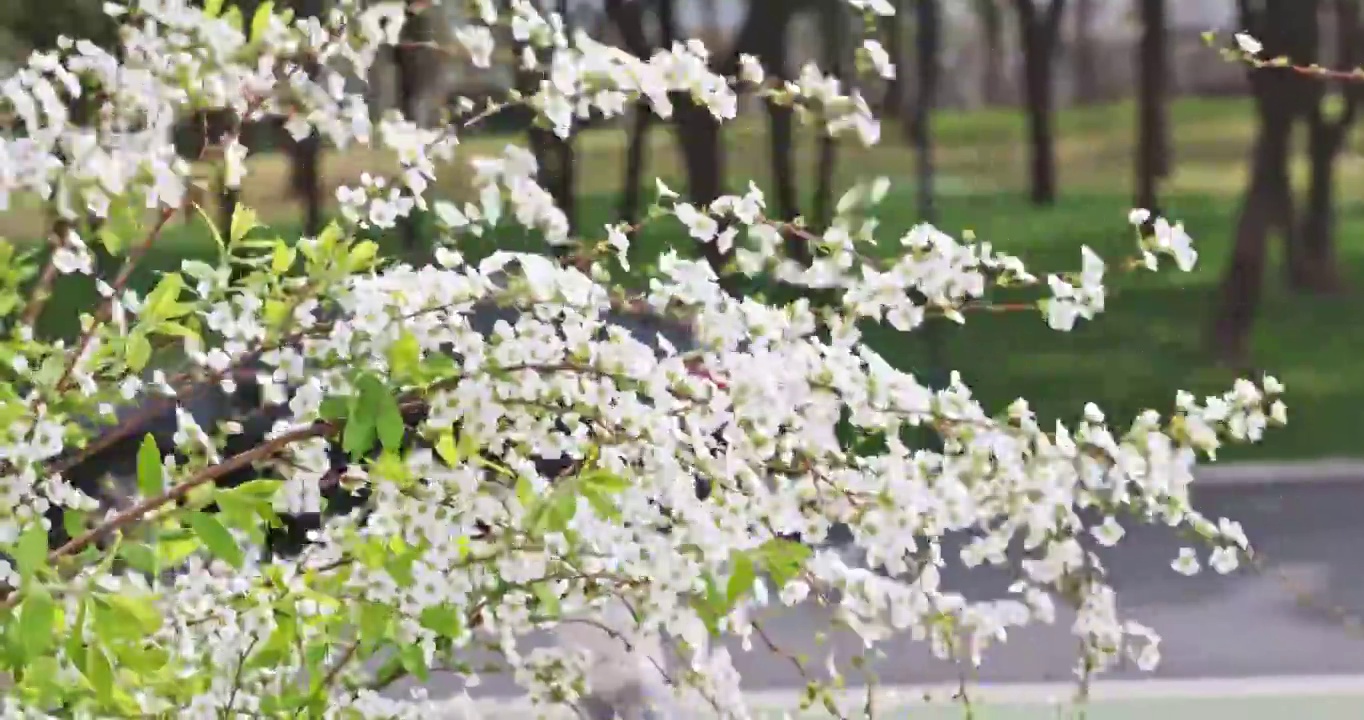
[384,479,1364,709]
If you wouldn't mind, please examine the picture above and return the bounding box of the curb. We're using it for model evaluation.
[438,674,1364,718]
[1194,458,1364,486]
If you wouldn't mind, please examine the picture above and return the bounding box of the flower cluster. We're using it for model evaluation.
[0,1,1289,719]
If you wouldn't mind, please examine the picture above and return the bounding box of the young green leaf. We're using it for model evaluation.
[136,433,163,497]
[13,522,48,583]
[726,552,757,605]
[189,512,244,569]
[250,1,275,42]
[125,333,152,372]
[18,588,56,658]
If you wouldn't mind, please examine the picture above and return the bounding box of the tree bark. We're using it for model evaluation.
[1070,0,1101,104]
[812,0,848,232]
[976,0,1007,106]
[393,0,431,255]
[1291,0,1361,294]
[913,0,941,226]
[1012,0,1066,206]
[608,0,658,226]
[882,0,907,116]
[1211,0,1319,363]
[288,0,326,240]
[1135,0,1168,213]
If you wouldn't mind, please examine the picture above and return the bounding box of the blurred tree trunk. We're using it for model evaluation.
[612,0,664,227]
[1292,0,1362,294]
[913,0,941,226]
[513,0,578,247]
[393,0,433,255]
[1211,0,1319,364]
[882,1,907,116]
[288,0,326,239]
[751,0,811,263]
[811,0,848,232]
[1070,0,1100,104]
[975,0,1007,106]
[1011,0,1066,205]
[1135,0,1169,214]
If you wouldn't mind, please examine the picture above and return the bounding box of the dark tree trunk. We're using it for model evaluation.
[1211,0,1319,363]
[1135,0,1168,213]
[289,0,326,239]
[812,1,848,232]
[882,1,907,116]
[756,0,811,263]
[1212,113,1295,363]
[393,0,431,255]
[913,0,941,226]
[1013,0,1066,206]
[977,0,1007,105]
[1071,0,1101,104]
[1290,0,1361,294]
[619,107,653,226]
[610,0,669,227]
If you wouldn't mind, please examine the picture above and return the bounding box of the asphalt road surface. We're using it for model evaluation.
[383,479,1364,709]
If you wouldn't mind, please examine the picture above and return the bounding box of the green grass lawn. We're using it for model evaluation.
[14,96,1364,461]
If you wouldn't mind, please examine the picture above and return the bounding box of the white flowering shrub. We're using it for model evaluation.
[0,1,1287,718]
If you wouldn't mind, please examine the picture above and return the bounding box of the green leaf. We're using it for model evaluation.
[13,522,48,583]
[319,395,350,422]
[251,1,275,42]
[136,433,163,497]
[356,373,406,452]
[387,330,421,380]
[726,552,757,605]
[85,645,114,702]
[418,604,464,639]
[342,397,376,459]
[229,206,260,244]
[204,0,225,17]
[397,643,429,682]
[271,239,296,274]
[189,512,244,569]
[18,588,56,658]
[582,469,630,494]
[515,475,535,509]
[143,273,185,320]
[357,602,391,647]
[754,538,813,588]
[125,333,151,372]
[435,432,460,466]
[102,594,164,636]
[346,240,380,272]
[117,543,159,576]
[580,486,620,521]
[532,582,561,618]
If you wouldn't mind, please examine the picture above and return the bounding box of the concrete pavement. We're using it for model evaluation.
[390,463,1364,715]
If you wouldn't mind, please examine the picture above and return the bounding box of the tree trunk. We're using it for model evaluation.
[1071,0,1101,104]
[1291,0,1360,294]
[914,0,941,226]
[1013,0,1066,206]
[608,0,658,226]
[759,1,810,263]
[1211,113,1295,363]
[619,107,653,226]
[289,0,326,240]
[393,1,431,255]
[1296,109,1347,293]
[882,0,907,116]
[1210,0,1319,363]
[977,0,1007,105]
[1135,0,1168,213]
[812,1,848,232]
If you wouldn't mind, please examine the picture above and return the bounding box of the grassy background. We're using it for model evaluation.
[9,96,1364,461]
